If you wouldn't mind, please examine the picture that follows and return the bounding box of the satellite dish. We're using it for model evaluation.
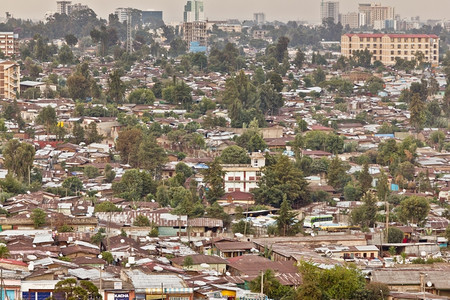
[153,266,163,272]
[28,262,34,271]
[421,251,427,257]
[27,255,37,260]
[225,272,231,276]
[427,281,432,287]
[120,239,125,243]
[46,251,51,256]
[311,233,315,237]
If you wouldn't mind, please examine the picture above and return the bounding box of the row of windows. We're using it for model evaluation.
[228,187,255,192]
[355,37,430,43]
[348,49,436,56]
[352,43,431,49]
[227,176,261,181]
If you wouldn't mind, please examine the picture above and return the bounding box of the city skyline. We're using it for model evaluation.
[1,0,450,24]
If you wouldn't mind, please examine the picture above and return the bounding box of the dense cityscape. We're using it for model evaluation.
[0,0,449,299]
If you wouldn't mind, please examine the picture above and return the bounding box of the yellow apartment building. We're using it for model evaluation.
[0,60,20,99]
[341,33,439,67]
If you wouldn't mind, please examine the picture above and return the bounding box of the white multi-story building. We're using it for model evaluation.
[0,32,19,57]
[253,13,265,25]
[320,1,340,24]
[56,1,72,14]
[358,3,394,27]
[222,153,265,193]
[340,12,360,29]
[115,7,130,23]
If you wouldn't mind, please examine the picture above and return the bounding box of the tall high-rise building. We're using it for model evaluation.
[320,1,340,24]
[340,12,360,29]
[115,7,130,23]
[253,13,266,25]
[184,0,204,22]
[142,10,163,25]
[358,3,395,27]
[0,60,20,99]
[56,1,72,15]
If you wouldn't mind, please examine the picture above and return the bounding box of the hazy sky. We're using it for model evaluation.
[2,1,450,24]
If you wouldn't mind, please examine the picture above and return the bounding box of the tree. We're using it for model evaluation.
[62,176,83,195]
[249,269,291,300]
[275,195,300,236]
[298,261,365,300]
[101,251,114,264]
[116,128,143,166]
[94,201,122,213]
[84,166,100,179]
[232,220,254,235]
[376,170,390,201]
[133,215,151,227]
[51,278,101,300]
[91,228,106,245]
[85,122,104,144]
[137,135,168,175]
[359,162,373,193]
[0,245,10,259]
[201,159,225,203]
[327,156,350,192]
[182,256,194,269]
[397,196,430,225]
[58,44,74,64]
[65,34,78,47]
[205,202,230,226]
[107,69,126,103]
[31,208,47,228]
[72,122,85,144]
[104,164,116,183]
[36,105,57,136]
[128,88,156,104]
[409,93,426,131]
[67,73,91,100]
[387,227,404,243]
[293,48,305,68]
[253,155,310,208]
[219,146,250,164]
[351,192,378,228]
[3,139,35,181]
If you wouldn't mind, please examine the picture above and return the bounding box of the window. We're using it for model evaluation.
[398,50,401,55]
[249,176,255,181]
[418,38,422,42]
[360,44,363,48]
[228,188,234,192]
[397,44,401,49]
[411,38,415,42]
[391,51,394,55]
[228,177,234,181]
[373,50,377,54]
[234,176,241,181]
[404,51,408,55]
[253,159,258,166]
[373,44,377,48]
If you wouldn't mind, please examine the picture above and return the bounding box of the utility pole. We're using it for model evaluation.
[126,8,133,54]
[260,270,264,298]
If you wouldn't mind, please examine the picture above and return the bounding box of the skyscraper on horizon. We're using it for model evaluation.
[320,1,340,24]
[56,1,72,15]
[184,0,204,22]
[253,13,266,25]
